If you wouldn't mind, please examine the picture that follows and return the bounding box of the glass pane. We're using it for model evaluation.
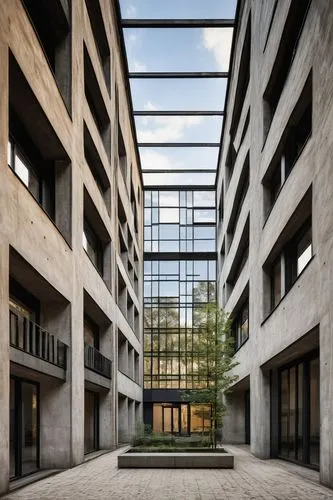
[10,379,16,478]
[21,382,38,474]
[309,357,320,466]
[84,391,98,454]
[143,172,216,186]
[272,259,281,308]
[160,208,179,223]
[297,363,303,461]
[124,28,232,72]
[193,209,216,223]
[163,407,172,433]
[140,147,219,171]
[153,404,163,433]
[181,404,188,435]
[193,191,215,207]
[131,78,228,112]
[173,407,179,433]
[280,370,289,458]
[289,367,296,460]
[120,0,237,19]
[136,116,223,143]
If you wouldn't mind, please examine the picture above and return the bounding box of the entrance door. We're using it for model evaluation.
[84,390,99,454]
[162,404,180,434]
[10,378,39,478]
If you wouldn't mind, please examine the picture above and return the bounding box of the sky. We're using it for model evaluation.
[119,0,237,186]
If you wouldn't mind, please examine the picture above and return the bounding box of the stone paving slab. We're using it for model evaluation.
[4,445,333,500]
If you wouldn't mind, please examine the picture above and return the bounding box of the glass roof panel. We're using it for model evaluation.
[135,116,223,143]
[120,0,236,19]
[124,28,233,72]
[130,78,227,112]
[143,172,216,186]
[139,147,219,171]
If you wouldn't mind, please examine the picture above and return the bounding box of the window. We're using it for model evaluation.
[263,73,312,217]
[227,154,249,249]
[83,220,103,274]
[8,138,41,203]
[118,122,127,184]
[270,258,281,309]
[232,300,249,351]
[285,220,312,291]
[84,315,99,350]
[84,0,110,92]
[268,219,312,312]
[22,0,71,111]
[263,0,311,139]
[84,44,110,158]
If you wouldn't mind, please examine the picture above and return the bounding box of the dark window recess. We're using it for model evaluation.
[263,0,311,138]
[83,122,110,212]
[285,219,312,291]
[269,218,312,311]
[219,185,224,222]
[84,45,110,159]
[118,123,127,185]
[229,15,251,139]
[83,219,103,275]
[9,53,71,243]
[22,0,72,112]
[227,217,249,287]
[84,0,110,92]
[239,109,250,147]
[226,142,237,187]
[232,299,249,351]
[263,73,312,216]
[131,181,139,233]
[84,315,99,350]
[227,154,250,248]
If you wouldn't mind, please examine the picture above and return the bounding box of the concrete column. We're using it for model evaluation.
[250,368,270,459]
[222,392,246,444]
[0,242,9,494]
[99,389,114,449]
[128,399,135,441]
[270,369,279,457]
[118,396,128,443]
[320,317,333,487]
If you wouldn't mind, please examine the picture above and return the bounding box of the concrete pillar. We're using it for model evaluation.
[222,392,246,444]
[0,242,9,494]
[320,317,333,487]
[118,396,128,443]
[270,369,279,457]
[250,368,270,459]
[99,389,114,449]
[128,398,135,441]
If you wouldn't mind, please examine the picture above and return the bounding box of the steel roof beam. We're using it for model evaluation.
[129,71,228,79]
[139,142,220,148]
[122,19,234,28]
[142,169,217,174]
[134,110,224,116]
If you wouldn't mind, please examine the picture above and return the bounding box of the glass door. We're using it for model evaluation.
[10,378,39,478]
[84,390,99,454]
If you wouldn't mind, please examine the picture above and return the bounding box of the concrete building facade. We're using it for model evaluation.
[217,0,333,488]
[0,0,143,493]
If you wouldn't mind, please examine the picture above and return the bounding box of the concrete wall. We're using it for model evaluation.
[217,0,333,487]
[0,0,143,493]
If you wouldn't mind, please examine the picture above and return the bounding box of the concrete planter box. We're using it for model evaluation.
[118,449,234,469]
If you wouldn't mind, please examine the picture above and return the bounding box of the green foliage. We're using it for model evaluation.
[132,430,211,449]
[182,303,239,448]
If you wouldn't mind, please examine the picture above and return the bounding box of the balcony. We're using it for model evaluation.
[84,342,112,379]
[10,309,67,369]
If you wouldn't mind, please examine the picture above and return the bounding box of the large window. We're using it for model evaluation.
[152,403,211,435]
[263,0,311,139]
[279,352,319,468]
[144,190,216,253]
[231,299,249,351]
[269,219,312,311]
[83,219,103,274]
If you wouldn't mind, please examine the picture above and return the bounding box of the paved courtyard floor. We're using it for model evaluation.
[4,445,333,500]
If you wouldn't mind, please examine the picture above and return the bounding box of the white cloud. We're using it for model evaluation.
[137,102,203,142]
[125,5,137,17]
[202,28,233,71]
[140,149,183,171]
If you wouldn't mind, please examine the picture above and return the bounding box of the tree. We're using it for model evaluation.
[182,303,239,448]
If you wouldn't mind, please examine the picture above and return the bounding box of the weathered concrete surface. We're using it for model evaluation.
[118,451,234,469]
[3,446,333,500]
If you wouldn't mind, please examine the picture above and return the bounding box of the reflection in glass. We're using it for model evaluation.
[21,382,38,475]
[310,357,319,466]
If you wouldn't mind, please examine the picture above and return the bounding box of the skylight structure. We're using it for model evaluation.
[117,0,236,187]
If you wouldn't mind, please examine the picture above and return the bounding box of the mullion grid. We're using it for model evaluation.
[144,259,215,389]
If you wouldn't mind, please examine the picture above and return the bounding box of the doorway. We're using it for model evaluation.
[10,377,39,479]
[84,390,99,454]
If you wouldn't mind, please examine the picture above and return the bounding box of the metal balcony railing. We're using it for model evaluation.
[84,342,112,379]
[9,309,67,369]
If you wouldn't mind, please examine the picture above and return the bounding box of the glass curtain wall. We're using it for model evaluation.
[144,189,216,434]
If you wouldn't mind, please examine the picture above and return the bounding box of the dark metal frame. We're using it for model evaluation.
[122,19,234,28]
[277,349,319,470]
[10,376,40,480]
